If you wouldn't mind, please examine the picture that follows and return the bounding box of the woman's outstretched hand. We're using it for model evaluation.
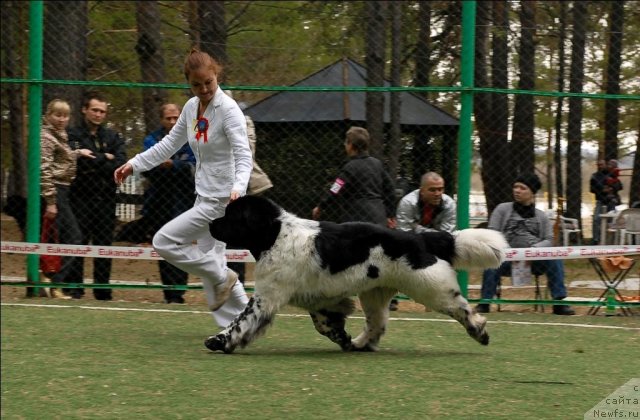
[114,163,133,185]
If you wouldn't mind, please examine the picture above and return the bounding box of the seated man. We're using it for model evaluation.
[476,173,575,315]
[393,171,456,310]
[396,171,457,234]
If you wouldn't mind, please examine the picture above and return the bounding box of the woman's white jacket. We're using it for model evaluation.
[129,88,253,198]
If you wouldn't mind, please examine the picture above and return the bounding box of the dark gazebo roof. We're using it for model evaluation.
[244,58,459,127]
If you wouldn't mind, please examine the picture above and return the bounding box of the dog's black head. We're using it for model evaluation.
[210,195,282,260]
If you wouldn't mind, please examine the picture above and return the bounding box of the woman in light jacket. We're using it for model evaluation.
[41,99,94,298]
[114,49,253,327]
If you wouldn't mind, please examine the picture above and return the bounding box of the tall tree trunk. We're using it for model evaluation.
[1,1,27,197]
[389,1,402,179]
[474,2,495,213]
[365,1,387,159]
[511,0,536,175]
[198,1,227,81]
[188,1,200,47]
[43,1,87,126]
[554,2,567,201]
[490,0,511,189]
[412,2,460,103]
[603,0,624,161]
[630,121,640,206]
[566,1,588,220]
[477,1,511,215]
[136,1,168,134]
[414,1,431,100]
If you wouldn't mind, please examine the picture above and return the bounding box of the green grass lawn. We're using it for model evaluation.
[2,300,638,419]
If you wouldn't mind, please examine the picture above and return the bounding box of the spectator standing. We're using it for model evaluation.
[140,103,195,304]
[393,168,414,205]
[393,171,456,310]
[245,114,273,196]
[68,91,127,300]
[311,127,397,308]
[40,99,94,298]
[590,159,610,245]
[312,126,396,227]
[227,110,273,284]
[604,159,623,209]
[590,159,624,244]
[114,49,253,328]
[476,173,575,315]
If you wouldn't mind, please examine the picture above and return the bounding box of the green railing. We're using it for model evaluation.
[2,1,638,311]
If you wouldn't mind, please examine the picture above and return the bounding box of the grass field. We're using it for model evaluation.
[2,299,638,419]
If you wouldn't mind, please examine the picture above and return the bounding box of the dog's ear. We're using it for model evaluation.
[215,195,282,258]
[230,196,278,222]
[245,196,282,227]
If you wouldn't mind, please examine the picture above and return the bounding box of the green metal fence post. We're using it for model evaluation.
[456,0,477,298]
[25,0,44,296]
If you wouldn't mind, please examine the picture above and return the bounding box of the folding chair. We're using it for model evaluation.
[496,265,547,312]
[617,209,640,245]
[559,216,581,246]
[587,257,636,316]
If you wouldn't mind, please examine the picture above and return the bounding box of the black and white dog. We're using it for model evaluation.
[206,196,507,354]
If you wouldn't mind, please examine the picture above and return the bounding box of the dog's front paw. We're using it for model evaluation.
[339,341,354,352]
[204,334,233,354]
[349,343,377,352]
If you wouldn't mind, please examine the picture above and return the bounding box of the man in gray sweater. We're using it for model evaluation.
[391,171,456,311]
[476,173,575,315]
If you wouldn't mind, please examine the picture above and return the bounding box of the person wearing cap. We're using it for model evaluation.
[476,173,575,315]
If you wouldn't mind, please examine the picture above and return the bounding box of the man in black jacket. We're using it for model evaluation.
[68,91,127,300]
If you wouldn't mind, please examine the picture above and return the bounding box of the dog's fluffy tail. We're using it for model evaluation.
[452,228,508,270]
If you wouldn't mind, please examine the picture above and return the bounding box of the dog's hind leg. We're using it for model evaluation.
[351,287,397,352]
[418,283,489,346]
[401,264,489,346]
[309,298,355,351]
[441,293,489,346]
[204,294,281,353]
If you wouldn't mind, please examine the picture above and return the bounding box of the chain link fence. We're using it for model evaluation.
[2,1,639,251]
